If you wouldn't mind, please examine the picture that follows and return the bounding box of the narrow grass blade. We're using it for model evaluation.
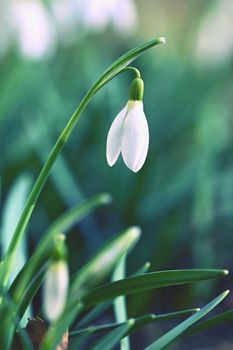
[133,262,151,276]
[40,228,140,350]
[69,227,141,301]
[112,253,130,350]
[89,319,135,350]
[10,194,110,306]
[81,269,228,308]
[1,174,31,284]
[74,301,112,329]
[145,290,229,350]
[182,309,233,338]
[0,286,34,350]
[152,308,199,322]
[1,174,32,325]
[16,266,46,319]
[70,309,198,337]
[69,331,91,350]
[94,38,165,92]
[127,309,199,336]
[43,193,111,235]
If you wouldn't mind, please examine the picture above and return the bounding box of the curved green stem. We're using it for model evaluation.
[122,66,141,79]
[0,37,165,288]
[0,87,96,286]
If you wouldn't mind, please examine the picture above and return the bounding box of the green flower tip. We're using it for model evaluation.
[129,78,144,101]
[158,37,166,44]
[127,226,141,241]
[52,234,68,261]
[144,262,151,269]
[55,233,66,242]
[223,269,229,275]
[100,193,112,204]
[128,318,136,326]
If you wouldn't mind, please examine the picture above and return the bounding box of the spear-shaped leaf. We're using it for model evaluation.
[40,227,140,350]
[89,320,135,350]
[145,290,229,350]
[81,269,228,308]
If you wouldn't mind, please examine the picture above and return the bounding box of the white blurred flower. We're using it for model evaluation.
[50,0,79,42]
[43,260,69,321]
[106,100,149,172]
[12,0,56,59]
[75,0,137,33]
[196,0,233,65]
[0,0,138,58]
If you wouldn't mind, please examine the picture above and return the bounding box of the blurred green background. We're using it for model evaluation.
[1,0,233,348]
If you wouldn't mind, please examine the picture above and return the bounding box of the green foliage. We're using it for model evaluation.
[81,269,228,308]
[112,254,130,350]
[145,291,229,349]
[88,320,135,350]
[0,27,232,350]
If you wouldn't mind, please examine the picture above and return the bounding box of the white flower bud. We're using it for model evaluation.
[43,260,69,321]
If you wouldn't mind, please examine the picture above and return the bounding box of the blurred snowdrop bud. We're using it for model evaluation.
[106,77,149,172]
[196,0,233,65]
[12,0,56,59]
[111,0,138,33]
[75,0,137,33]
[43,234,68,321]
[44,260,69,321]
[50,0,79,42]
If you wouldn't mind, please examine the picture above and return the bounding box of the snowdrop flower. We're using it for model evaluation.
[75,0,137,33]
[43,235,68,321]
[12,0,56,59]
[196,0,233,65]
[106,77,149,172]
[43,260,69,321]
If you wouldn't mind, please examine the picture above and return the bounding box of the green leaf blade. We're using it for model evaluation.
[95,38,165,91]
[70,309,199,338]
[40,227,140,350]
[10,193,110,307]
[70,226,141,301]
[112,253,130,350]
[145,290,229,350]
[81,269,228,308]
[182,309,233,338]
[90,319,135,350]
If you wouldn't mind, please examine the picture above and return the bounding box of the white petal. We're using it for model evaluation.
[43,261,69,321]
[121,101,149,172]
[106,104,127,166]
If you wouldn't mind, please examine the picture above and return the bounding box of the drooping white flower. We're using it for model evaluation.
[75,0,137,33]
[43,260,69,321]
[106,78,149,173]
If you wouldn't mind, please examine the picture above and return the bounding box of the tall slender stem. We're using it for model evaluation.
[0,68,138,285]
[0,87,95,285]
